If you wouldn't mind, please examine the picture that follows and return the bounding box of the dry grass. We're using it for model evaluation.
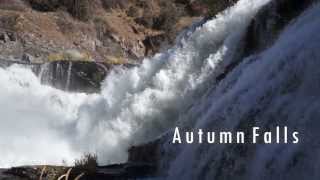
[105,55,128,65]
[36,153,98,180]
[38,166,86,180]
[47,50,93,62]
[56,168,84,180]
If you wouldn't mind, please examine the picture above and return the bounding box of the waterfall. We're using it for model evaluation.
[165,2,320,180]
[0,0,270,168]
[65,62,73,91]
[38,63,51,84]
[0,1,318,180]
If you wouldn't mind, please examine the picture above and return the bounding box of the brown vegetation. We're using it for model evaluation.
[0,0,204,65]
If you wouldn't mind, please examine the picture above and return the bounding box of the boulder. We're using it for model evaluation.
[34,60,109,93]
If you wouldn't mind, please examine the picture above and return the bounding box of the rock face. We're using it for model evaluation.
[0,0,243,93]
[35,61,109,93]
[216,0,319,87]
[128,140,161,165]
[0,0,206,92]
[244,0,319,55]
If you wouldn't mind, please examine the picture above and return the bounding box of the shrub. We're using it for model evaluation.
[156,1,179,31]
[66,0,92,21]
[74,153,98,174]
[26,0,92,21]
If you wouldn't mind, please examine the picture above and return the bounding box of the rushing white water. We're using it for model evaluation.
[165,2,320,180]
[65,62,73,91]
[0,66,91,167]
[0,0,276,169]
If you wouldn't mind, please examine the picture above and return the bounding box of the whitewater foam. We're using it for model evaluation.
[166,2,320,180]
[0,0,269,168]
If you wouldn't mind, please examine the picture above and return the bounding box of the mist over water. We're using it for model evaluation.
[0,0,269,168]
[1,2,318,180]
[0,66,90,167]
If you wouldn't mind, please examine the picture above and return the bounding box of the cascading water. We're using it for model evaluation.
[164,2,320,180]
[38,62,51,84]
[65,62,73,91]
[0,0,270,168]
[0,1,318,180]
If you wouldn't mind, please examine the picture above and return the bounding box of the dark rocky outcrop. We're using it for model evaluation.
[34,61,109,93]
[244,0,319,56]
[35,60,138,93]
[0,57,137,93]
[128,140,161,165]
[217,0,318,86]
[201,0,238,17]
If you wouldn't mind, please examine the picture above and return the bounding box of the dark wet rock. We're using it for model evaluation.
[0,56,139,93]
[244,0,319,55]
[34,61,109,93]
[143,34,167,56]
[217,0,318,88]
[1,162,157,180]
[3,167,39,180]
[201,0,238,17]
[128,140,161,165]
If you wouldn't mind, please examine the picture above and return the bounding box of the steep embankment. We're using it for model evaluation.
[0,0,208,92]
[0,0,205,63]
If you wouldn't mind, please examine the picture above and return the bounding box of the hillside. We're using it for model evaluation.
[0,0,205,64]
